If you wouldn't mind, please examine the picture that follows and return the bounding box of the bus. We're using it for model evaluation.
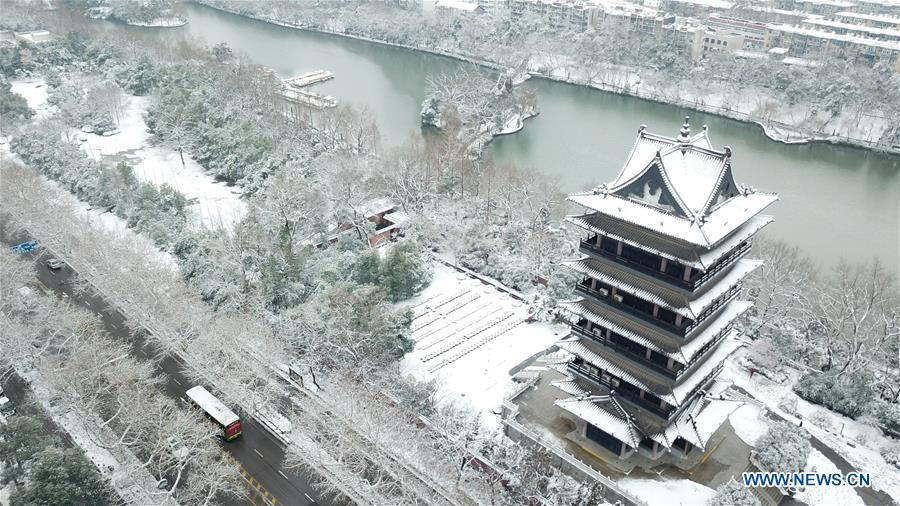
[185,386,242,441]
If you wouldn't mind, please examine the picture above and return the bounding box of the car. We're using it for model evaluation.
[46,258,66,270]
[0,395,15,416]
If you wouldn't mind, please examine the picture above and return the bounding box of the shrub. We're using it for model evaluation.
[708,479,761,506]
[873,401,900,435]
[793,371,875,419]
[881,440,900,469]
[752,421,811,473]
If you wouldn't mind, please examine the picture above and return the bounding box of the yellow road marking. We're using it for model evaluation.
[688,438,726,476]
[578,444,609,465]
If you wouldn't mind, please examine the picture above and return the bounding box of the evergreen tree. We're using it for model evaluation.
[351,250,382,286]
[10,447,111,506]
[0,416,57,486]
[380,242,431,302]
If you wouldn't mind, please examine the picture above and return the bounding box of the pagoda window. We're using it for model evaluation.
[618,381,640,397]
[664,260,686,280]
[621,243,664,272]
[622,292,654,315]
[658,308,678,326]
[601,238,618,255]
[643,391,663,407]
[648,350,669,368]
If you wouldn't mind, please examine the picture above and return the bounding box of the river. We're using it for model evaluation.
[128,2,899,272]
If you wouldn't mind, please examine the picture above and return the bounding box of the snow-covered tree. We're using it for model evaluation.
[752,421,811,473]
[10,447,113,506]
[708,479,760,506]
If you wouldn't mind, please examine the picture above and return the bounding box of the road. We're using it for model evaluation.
[731,386,896,506]
[3,233,331,506]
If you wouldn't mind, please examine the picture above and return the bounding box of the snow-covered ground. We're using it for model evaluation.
[7,79,245,231]
[795,449,866,506]
[9,79,54,120]
[618,475,716,506]
[722,349,900,501]
[400,262,566,427]
[728,402,769,446]
[0,467,11,506]
[74,94,246,231]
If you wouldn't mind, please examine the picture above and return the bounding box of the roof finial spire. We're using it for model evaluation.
[678,116,691,142]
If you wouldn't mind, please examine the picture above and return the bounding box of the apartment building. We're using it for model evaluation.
[767,22,900,69]
[802,16,900,40]
[509,0,601,31]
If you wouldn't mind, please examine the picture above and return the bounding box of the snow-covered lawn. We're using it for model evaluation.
[722,349,900,500]
[618,476,716,506]
[400,262,566,427]
[795,449,865,506]
[74,94,246,231]
[129,146,245,231]
[8,79,245,231]
[10,78,54,119]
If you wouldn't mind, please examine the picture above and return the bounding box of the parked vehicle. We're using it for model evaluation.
[46,258,66,270]
[0,395,16,416]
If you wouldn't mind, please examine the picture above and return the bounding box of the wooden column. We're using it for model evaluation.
[660,257,668,272]
[682,266,692,282]
[616,240,624,256]
[652,304,660,317]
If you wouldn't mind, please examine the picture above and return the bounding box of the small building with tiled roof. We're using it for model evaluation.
[537,118,776,461]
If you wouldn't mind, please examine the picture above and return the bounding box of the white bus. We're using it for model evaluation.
[185,386,242,441]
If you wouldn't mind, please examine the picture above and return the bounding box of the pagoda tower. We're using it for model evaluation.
[551,118,777,460]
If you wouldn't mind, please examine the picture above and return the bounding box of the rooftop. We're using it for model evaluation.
[768,22,900,49]
[667,0,735,7]
[802,17,900,36]
[835,10,900,24]
[435,0,482,11]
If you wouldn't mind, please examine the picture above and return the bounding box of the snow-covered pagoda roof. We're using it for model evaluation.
[555,395,644,448]
[552,376,740,451]
[557,332,743,408]
[558,297,752,364]
[563,256,761,319]
[566,213,773,271]
[568,119,777,248]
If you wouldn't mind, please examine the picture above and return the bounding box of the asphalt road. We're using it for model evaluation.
[731,386,896,506]
[4,232,330,506]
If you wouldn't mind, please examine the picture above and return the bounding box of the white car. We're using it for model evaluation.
[46,258,66,270]
[0,395,15,416]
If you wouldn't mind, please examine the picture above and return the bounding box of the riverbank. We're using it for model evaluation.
[192,1,898,157]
